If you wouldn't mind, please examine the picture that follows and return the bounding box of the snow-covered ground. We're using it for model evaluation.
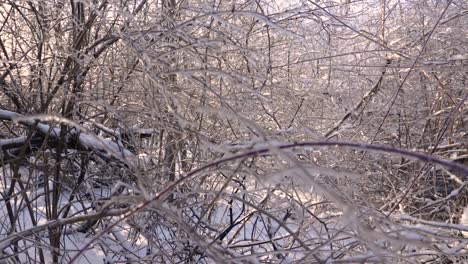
[1,161,468,263]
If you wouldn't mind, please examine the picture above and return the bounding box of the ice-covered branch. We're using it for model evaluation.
[0,109,136,166]
[0,208,129,253]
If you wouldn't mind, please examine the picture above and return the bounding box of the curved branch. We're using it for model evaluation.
[70,140,468,262]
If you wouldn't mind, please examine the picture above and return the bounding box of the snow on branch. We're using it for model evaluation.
[0,109,137,166]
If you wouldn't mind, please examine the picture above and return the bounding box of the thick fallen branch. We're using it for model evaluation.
[0,135,43,150]
[0,109,136,166]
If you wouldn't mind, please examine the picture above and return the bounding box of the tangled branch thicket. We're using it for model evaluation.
[0,0,467,263]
